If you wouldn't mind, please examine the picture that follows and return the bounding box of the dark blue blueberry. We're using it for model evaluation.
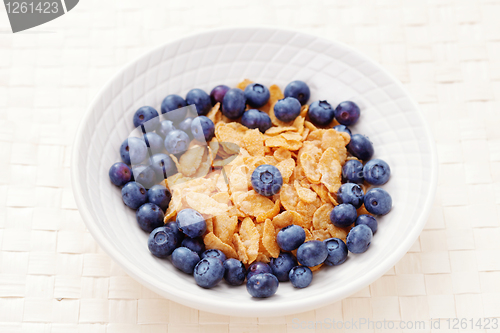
[342,159,364,184]
[246,273,279,298]
[149,153,177,180]
[164,130,190,155]
[133,106,160,132]
[276,225,305,251]
[186,88,212,116]
[323,238,348,266]
[244,83,270,108]
[333,125,352,137]
[289,266,313,288]
[131,164,156,189]
[109,162,132,186]
[120,137,148,165]
[296,240,328,267]
[172,247,200,274]
[161,94,187,123]
[364,188,392,215]
[193,257,225,288]
[329,203,357,228]
[308,100,335,126]
[241,109,272,133]
[191,116,215,142]
[143,132,164,155]
[273,97,301,122]
[355,214,378,234]
[284,80,310,105]
[178,117,194,139]
[363,159,391,185]
[201,249,227,262]
[147,184,171,212]
[246,261,272,280]
[337,183,364,209]
[156,120,176,139]
[181,237,205,256]
[210,85,230,106]
[346,224,373,254]
[251,164,283,197]
[223,258,246,286]
[222,88,246,119]
[270,253,297,282]
[335,101,360,126]
[148,226,178,258]
[136,203,164,233]
[165,220,184,246]
[121,181,147,209]
[347,134,374,161]
[177,208,206,238]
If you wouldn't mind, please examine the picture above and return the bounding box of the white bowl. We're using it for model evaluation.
[71,27,438,317]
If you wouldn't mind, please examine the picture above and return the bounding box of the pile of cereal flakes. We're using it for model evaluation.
[161,79,370,272]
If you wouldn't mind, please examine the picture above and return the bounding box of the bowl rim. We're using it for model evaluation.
[71,26,438,317]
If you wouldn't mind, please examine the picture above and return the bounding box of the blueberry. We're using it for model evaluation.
[210,85,230,106]
[181,237,205,256]
[136,203,164,233]
[222,88,246,119]
[323,238,348,266]
[109,162,132,186]
[347,134,374,161]
[342,159,364,184]
[337,183,364,208]
[164,130,190,155]
[270,253,297,282]
[191,116,215,142]
[133,106,160,132]
[241,109,272,133]
[289,266,313,288]
[193,257,225,288]
[355,214,378,234]
[335,101,360,126]
[201,249,226,262]
[149,153,177,180]
[363,159,391,185]
[244,83,270,108]
[148,226,178,258]
[165,220,184,246]
[223,258,246,286]
[273,97,301,122]
[296,240,328,267]
[147,184,171,212]
[172,247,200,274]
[178,117,194,139]
[364,188,392,215]
[346,224,373,254]
[251,164,283,197]
[177,208,206,238]
[284,80,310,105]
[120,137,148,165]
[329,203,357,228]
[131,164,157,189]
[246,261,272,280]
[156,120,176,139]
[161,94,187,123]
[246,273,279,298]
[143,132,164,155]
[333,124,352,137]
[121,181,147,209]
[276,225,305,251]
[308,100,335,126]
[186,88,212,116]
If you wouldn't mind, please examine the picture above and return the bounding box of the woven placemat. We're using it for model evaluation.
[1,0,499,331]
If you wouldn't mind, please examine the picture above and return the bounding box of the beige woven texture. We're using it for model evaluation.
[1,0,500,331]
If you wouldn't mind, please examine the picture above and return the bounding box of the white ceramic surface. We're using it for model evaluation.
[71,27,438,317]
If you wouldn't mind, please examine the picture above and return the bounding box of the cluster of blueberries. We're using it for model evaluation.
[108,79,393,298]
